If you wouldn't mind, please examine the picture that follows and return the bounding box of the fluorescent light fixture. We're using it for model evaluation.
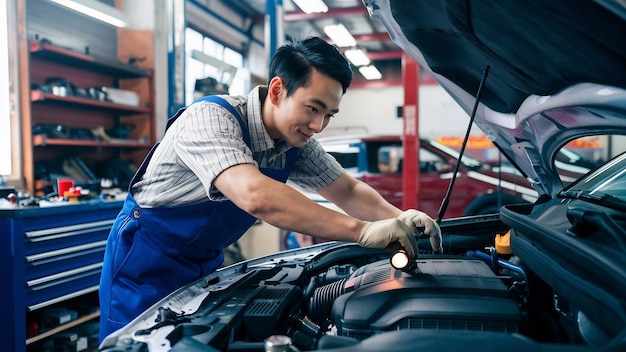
[49,0,129,27]
[293,0,328,14]
[323,24,357,47]
[344,48,371,66]
[359,65,383,80]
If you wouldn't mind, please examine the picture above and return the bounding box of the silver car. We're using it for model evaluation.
[100,1,626,351]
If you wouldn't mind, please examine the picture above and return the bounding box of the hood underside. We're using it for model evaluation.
[365,0,626,196]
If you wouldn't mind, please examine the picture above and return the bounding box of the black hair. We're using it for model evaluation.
[267,36,353,96]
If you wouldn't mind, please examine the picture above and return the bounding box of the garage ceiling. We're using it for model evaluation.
[223,0,403,87]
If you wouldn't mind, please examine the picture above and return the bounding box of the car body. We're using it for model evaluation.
[319,134,536,218]
[99,1,626,351]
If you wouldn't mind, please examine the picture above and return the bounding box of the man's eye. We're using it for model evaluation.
[307,105,319,113]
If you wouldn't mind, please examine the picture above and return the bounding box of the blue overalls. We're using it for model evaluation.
[98,96,299,342]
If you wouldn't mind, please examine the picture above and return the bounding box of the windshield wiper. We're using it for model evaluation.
[559,190,626,210]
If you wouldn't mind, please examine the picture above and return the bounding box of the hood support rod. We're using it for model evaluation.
[436,65,490,223]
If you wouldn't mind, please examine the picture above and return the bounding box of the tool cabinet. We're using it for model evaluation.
[0,201,122,351]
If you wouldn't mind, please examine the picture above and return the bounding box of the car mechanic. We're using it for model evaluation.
[98,36,442,343]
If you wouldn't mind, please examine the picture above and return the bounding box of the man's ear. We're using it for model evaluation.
[268,77,284,105]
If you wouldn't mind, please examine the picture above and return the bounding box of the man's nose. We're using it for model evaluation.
[309,114,328,133]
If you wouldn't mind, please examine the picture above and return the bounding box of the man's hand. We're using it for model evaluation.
[357,219,418,258]
[398,210,443,253]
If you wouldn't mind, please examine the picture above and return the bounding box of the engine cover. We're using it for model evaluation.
[331,258,521,338]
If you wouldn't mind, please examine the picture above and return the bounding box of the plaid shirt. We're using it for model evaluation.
[132,85,344,207]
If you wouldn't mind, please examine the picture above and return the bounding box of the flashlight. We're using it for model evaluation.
[390,249,419,274]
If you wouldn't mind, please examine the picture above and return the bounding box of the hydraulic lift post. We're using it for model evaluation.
[402,53,420,210]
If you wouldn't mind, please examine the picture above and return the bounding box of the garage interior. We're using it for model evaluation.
[1,1,620,351]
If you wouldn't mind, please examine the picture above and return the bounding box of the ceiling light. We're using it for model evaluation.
[323,24,357,47]
[48,0,129,27]
[344,48,371,66]
[292,0,328,14]
[359,65,383,80]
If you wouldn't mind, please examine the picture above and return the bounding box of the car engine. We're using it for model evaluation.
[100,229,566,352]
[320,258,521,339]
[99,193,626,352]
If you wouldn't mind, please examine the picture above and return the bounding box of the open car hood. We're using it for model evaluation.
[363,0,626,197]
[98,3,626,351]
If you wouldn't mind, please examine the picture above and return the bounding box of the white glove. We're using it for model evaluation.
[398,209,443,253]
[357,218,418,258]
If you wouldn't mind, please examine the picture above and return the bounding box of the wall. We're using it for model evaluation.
[120,0,169,137]
[0,2,12,176]
[321,84,478,140]
[238,221,280,260]
[335,84,626,160]
[150,0,169,137]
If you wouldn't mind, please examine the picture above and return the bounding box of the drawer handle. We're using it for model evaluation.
[26,263,103,287]
[27,225,112,243]
[25,240,107,262]
[25,219,115,238]
[27,285,99,311]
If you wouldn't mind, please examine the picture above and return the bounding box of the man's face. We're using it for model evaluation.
[269,69,343,147]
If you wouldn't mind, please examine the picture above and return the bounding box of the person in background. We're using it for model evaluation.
[98,36,442,343]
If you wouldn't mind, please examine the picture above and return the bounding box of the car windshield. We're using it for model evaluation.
[559,152,626,210]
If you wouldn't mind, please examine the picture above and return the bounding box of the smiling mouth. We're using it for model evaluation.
[299,130,313,139]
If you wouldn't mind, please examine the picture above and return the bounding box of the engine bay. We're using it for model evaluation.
[99,216,601,352]
[322,258,521,339]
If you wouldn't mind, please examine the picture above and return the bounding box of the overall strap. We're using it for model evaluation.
[134,96,249,189]
[167,95,251,148]
[135,95,298,190]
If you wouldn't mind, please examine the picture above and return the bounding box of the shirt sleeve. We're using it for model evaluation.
[289,138,345,191]
[173,101,256,200]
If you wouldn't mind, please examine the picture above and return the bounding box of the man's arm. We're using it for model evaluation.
[214,164,366,242]
[319,173,443,254]
[316,173,402,221]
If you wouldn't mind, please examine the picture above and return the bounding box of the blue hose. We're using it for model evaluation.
[467,250,526,280]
